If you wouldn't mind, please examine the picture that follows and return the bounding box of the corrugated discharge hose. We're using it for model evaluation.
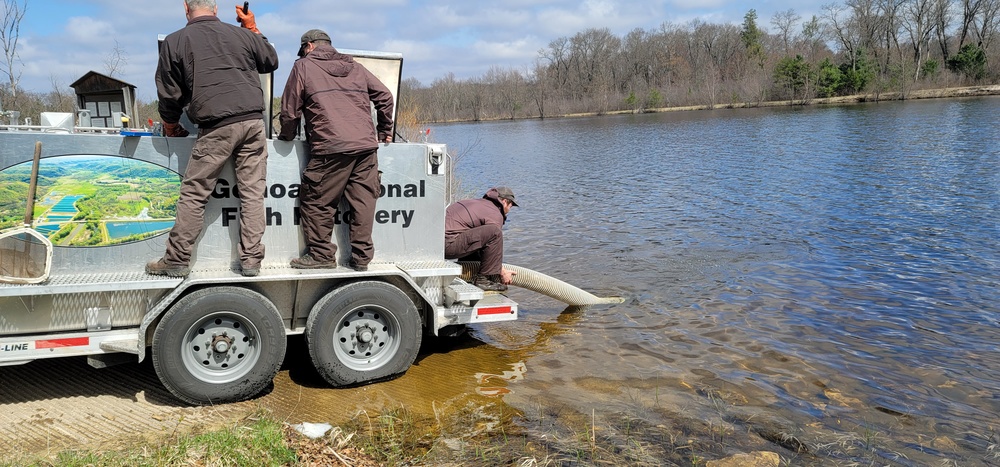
[459,261,623,306]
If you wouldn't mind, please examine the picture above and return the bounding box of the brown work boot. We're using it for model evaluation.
[290,254,338,269]
[472,274,507,292]
[348,259,368,272]
[145,258,190,277]
[240,262,260,277]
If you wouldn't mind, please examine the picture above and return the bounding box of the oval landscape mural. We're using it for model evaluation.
[0,155,179,247]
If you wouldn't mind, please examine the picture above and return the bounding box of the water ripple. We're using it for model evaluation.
[432,98,1000,463]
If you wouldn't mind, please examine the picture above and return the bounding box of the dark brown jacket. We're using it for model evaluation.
[445,188,508,240]
[156,15,278,128]
[278,45,394,156]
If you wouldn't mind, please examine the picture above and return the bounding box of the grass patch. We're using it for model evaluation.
[0,400,809,466]
[2,412,302,467]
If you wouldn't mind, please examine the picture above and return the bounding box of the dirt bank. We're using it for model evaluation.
[552,84,1000,119]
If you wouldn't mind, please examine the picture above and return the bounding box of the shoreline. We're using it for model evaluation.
[636,83,1000,113]
[426,84,1000,123]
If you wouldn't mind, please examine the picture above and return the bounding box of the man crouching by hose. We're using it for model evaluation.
[146,0,278,278]
[445,187,519,291]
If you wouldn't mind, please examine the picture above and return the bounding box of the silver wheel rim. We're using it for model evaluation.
[334,304,400,371]
[179,311,262,384]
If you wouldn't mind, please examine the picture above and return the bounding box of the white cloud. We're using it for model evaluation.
[472,36,543,62]
[65,17,115,46]
[10,0,826,101]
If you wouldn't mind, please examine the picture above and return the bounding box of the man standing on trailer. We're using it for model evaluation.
[445,187,519,292]
[146,0,278,278]
[277,29,394,272]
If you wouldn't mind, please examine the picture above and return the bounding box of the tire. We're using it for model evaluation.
[152,286,287,405]
[305,281,422,387]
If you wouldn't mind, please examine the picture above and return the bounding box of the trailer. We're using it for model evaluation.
[0,51,518,405]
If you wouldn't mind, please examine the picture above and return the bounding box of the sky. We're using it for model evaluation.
[10,0,825,103]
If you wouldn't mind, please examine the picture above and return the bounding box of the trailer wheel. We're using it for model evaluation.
[305,281,421,386]
[152,286,286,405]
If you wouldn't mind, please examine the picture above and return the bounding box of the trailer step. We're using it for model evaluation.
[446,278,484,304]
[395,261,462,278]
[99,338,140,354]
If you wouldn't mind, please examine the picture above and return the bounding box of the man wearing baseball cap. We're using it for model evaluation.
[278,28,394,272]
[444,187,519,291]
[297,29,330,57]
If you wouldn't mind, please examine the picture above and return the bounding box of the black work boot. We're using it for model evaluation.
[472,274,507,292]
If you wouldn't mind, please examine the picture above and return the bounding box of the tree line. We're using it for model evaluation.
[2,0,999,128]
[402,0,1000,123]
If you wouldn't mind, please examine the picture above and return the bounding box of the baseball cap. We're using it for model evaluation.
[298,29,331,57]
[494,186,519,207]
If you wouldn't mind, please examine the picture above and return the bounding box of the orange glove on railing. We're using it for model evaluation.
[236,5,261,34]
[163,121,189,138]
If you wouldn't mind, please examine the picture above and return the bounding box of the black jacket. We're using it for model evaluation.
[156,15,278,128]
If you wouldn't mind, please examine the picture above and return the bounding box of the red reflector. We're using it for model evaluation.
[478,306,511,316]
[35,337,90,349]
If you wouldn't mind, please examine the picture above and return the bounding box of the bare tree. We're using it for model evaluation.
[484,65,524,120]
[933,0,955,58]
[772,9,802,56]
[567,28,620,102]
[902,0,939,80]
[0,0,27,99]
[825,2,871,74]
[878,0,907,67]
[621,28,653,89]
[530,58,548,117]
[972,0,1000,50]
[104,39,129,78]
[538,37,570,90]
[957,0,984,48]
[395,77,424,142]
[800,15,829,61]
[429,73,460,121]
[462,78,485,121]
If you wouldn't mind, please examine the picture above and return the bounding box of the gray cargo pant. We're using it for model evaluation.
[163,119,268,268]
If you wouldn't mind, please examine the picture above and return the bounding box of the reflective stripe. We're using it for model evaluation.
[35,337,90,349]
[477,306,511,316]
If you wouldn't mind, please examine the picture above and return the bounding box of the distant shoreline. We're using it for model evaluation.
[567,84,1000,119]
[428,84,1000,123]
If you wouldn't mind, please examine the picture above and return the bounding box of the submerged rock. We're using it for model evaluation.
[706,451,780,467]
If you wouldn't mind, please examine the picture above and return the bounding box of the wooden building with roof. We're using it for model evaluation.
[70,71,139,128]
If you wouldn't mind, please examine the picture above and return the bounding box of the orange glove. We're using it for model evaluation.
[235,5,260,34]
[163,121,189,138]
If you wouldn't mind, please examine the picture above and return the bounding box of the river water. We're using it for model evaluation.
[2,98,997,466]
[426,97,1000,465]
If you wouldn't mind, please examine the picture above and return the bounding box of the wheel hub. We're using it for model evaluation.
[336,308,393,361]
[211,333,234,354]
[357,325,376,345]
[181,314,259,379]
